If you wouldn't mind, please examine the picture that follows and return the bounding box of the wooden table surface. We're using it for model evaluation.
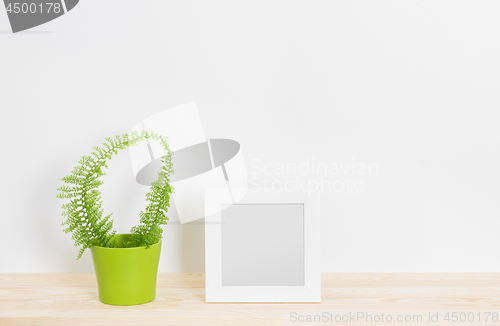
[1,273,499,325]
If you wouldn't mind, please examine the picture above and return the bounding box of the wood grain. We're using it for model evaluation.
[0,273,499,325]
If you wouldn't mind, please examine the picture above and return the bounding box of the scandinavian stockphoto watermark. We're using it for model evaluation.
[249,158,379,194]
[289,311,499,323]
[3,0,79,33]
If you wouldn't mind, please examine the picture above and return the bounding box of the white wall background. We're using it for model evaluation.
[1,1,499,273]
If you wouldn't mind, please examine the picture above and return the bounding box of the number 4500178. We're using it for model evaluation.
[6,3,62,14]
[444,312,498,323]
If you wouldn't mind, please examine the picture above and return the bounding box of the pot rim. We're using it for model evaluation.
[91,233,162,250]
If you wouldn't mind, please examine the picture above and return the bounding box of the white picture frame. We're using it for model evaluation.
[205,188,321,302]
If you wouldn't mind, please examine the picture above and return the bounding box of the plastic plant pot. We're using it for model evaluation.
[91,234,162,305]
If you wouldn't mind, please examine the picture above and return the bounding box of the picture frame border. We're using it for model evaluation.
[205,188,321,303]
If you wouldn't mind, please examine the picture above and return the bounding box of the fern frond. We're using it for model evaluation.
[57,130,174,258]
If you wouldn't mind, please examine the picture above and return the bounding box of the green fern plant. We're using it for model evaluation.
[57,130,174,259]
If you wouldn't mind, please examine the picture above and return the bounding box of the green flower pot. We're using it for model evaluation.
[91,234,162,305]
